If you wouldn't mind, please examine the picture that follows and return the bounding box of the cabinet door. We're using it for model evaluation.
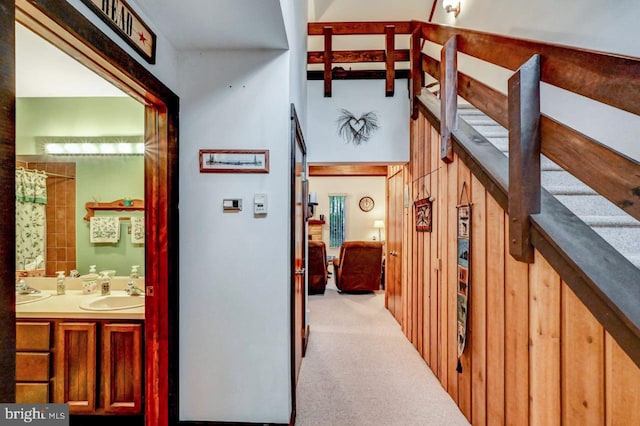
[54,322,96,413]
[101,323,143,414]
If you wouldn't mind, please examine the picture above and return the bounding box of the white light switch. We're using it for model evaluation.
[223,198,242,212]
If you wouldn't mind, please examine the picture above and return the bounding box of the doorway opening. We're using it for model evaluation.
[2,2,178,425]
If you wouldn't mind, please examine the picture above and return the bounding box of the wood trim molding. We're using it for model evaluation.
[309,164,388,176]
[0,0,17,403]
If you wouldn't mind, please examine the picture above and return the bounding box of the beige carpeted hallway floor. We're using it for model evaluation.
[295,279,470,426]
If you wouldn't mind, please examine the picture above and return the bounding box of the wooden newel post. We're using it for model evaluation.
[440,36,457,163]
[508,54,541,263]
[323,26,333,97]
[409,26,422,119]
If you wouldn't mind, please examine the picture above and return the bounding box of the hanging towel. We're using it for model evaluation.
[130,215,145,244]
[90,217,121,243]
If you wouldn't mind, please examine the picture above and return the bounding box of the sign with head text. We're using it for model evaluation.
[81,0,156,64]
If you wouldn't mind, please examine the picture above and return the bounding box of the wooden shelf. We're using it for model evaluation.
[84,199,144,221]
[309,220,325,241]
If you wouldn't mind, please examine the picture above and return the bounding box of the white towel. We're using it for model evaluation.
[130,215,145,244]
[90,217,121,243]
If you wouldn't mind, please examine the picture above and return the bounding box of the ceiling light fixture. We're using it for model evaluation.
[443,0,461,17]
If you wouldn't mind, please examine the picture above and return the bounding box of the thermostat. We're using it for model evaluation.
[223,198,242,212]
[254,193,267,215]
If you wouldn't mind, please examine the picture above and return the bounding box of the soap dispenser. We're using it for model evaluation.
[56,271,66,295]
[100,272,111,296]
[130,265,140,279]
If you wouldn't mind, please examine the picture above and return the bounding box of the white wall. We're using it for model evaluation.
[281,0,309,131]
[306,79,410,163]
[432,0,640,58]
[177,50,292,423]
[309,176,386,258]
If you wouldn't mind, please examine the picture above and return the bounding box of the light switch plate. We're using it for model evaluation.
[223,198,242,212]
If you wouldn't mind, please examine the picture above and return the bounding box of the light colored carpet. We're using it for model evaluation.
[295,280,470,426]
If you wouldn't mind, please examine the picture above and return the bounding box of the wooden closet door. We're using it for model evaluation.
[387,167,404,323]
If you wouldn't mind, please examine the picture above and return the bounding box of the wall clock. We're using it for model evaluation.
[359,196,375,212]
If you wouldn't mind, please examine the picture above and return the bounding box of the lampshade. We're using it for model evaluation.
[373,220,385,229]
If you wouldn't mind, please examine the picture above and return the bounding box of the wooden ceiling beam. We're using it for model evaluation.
[308,21,413,35]
[309,164,389,177]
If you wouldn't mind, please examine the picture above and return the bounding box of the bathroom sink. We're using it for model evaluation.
[79,295,144,311]
[16,293,51,305]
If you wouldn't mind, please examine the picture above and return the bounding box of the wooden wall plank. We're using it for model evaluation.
[470,174,487,426]
[605,333,640,425]
[504,224,530,426]
[529,251,561,426]
[444,141,458,399]
[423,125,433,365]
[562,284,605,426]
[416,115,425,352]
[457,161,473,421]
[486,195,506,424]
[402,166,410,336]
[430,126,443,383]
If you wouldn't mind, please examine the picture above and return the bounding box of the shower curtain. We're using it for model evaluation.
[15,168,47,270]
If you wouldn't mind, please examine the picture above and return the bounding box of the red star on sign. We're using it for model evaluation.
[138,32,147,44]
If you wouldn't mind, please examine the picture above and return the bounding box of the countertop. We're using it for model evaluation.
[16,278,145,320]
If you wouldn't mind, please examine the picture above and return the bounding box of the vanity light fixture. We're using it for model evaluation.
[37,136,144,155]
[443,0,461,17]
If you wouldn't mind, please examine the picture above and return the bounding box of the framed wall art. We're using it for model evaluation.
[199,149,270,173]
[414,197,432,232]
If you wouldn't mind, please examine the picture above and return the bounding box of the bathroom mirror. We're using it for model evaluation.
[15,23,146,278]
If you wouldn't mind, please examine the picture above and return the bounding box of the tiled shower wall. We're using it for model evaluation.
[16,161,76,276]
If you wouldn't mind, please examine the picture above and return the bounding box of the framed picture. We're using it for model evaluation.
[414,198,432,232]
[458,205,470,238]
[199,149,269,173]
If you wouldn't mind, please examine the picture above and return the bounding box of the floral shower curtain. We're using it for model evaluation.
[15,168,47,270]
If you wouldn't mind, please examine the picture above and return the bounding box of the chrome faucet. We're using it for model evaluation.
[126,281,144,296]
[15,279,41,294]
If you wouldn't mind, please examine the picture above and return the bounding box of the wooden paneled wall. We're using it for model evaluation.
[397,112,640,424]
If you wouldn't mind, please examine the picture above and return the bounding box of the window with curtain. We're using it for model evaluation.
[329,195,346,248]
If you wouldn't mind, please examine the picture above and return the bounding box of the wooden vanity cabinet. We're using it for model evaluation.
[53,320,143,415]
[54,322,97,413]
[101,323,143,414]
[16,322,52,403]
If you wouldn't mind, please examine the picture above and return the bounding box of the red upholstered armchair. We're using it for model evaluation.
[308,241,328,294]
[332,241,383,293]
